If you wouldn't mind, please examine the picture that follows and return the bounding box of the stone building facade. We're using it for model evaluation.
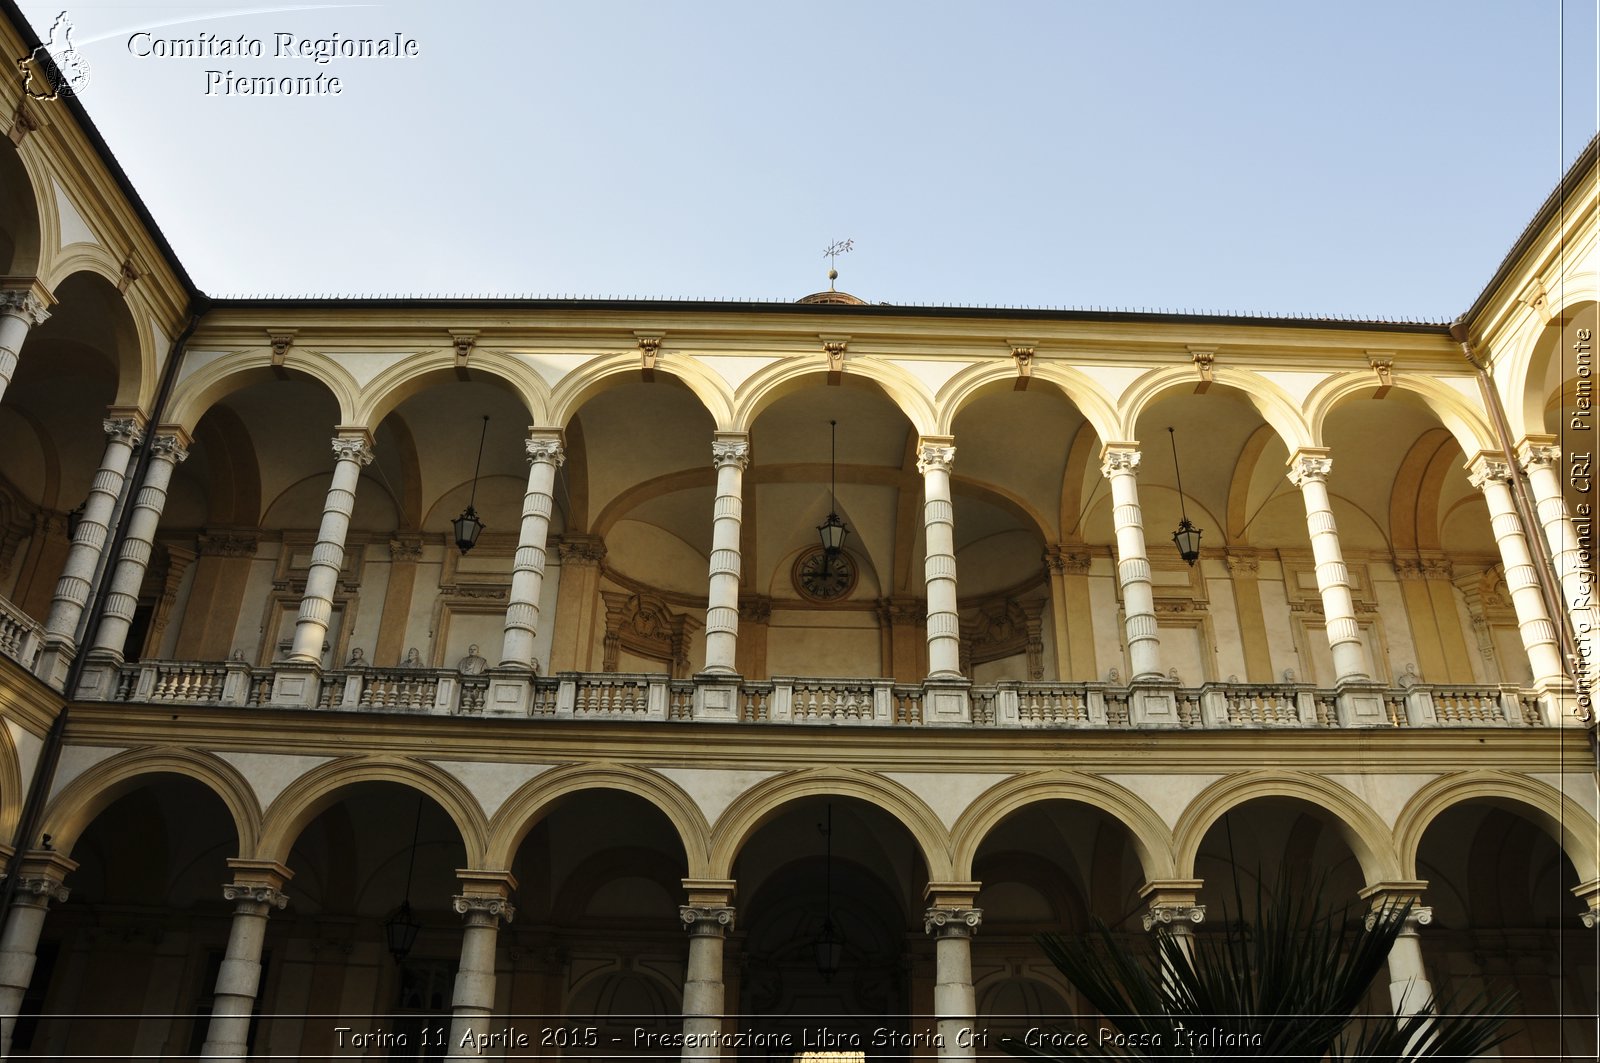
[0,7,1596,1061]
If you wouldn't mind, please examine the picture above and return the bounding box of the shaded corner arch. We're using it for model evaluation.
[1172,771,1401,885]
[355,349,551,431]
[0,722,24,843]
[484,762,710,875]
[548,353,730,431]
[1306,372,1495,456]
[257,755,488,867]
[708,767,952,881]
[0,136,46,276]
[934,361,1121,444]
[949,770,1175,883]
[1121,366,1314,453]
[1393,770,1600,884]
[166,351,360,433]
[731,357,937,436]
[38,745,262,857]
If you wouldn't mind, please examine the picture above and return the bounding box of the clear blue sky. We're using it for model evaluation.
[16,1,1599,318]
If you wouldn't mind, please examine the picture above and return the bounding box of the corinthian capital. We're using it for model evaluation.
[1099,446,1141,478]
[916,441,956,474]
[525,434,566,466]
[102,417,145,448]
[331,435,376,466]
[711,439,751,470]
[1287,450,1333,487]
[150,433,190,464]
[1466,453,1512,491]
[0,288,51,327]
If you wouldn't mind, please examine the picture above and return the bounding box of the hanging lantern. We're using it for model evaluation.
[453,415,490,555]
[1168,427,1202,567]
[816,420,850,556]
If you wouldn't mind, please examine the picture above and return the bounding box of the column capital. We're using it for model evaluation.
[555,534,606,567]
[1573,879,1599,928]
[525,429,566,466]
[711,435,751,470]
[331,429,376,466]
[1224,550,1260,576]
[453,868,518,924]
[1358,880,1431,931]
[1515,433,1560,471]
[1139,879,1205,931]
[150,427,192,464]
[916,437,956,474]
[102,408,147,447]
[7,850,78,904]
[222,858,293,903]
[1043,544,1092,575]
[1099,442,1142,477]
[1287,448,1333,487]
[0,282,52,326]
[680,904,737,935]
[1465,452,1513,490]
[924,906,982,936]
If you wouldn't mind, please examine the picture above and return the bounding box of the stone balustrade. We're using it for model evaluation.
[0,594,43,673]
[61,655,1559,730]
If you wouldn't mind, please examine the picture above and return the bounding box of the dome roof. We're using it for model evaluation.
[796,288,867,305]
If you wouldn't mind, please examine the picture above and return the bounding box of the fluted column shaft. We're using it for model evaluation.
[679,902,735,1061]
[1288,450,1371,683]
[0,287,50,404]
[88,432,189,660]
[202,863,291,1062]
[0,852,75,1058]
[1519,438,1596,685]
[1101,445,1162,679]
[1469,455,1566,685]
[289,432,374,665]
[499,432,564,668]
[446,872,516,1059]
[924,897,981,1061]
[703,435,750,674]
[919,439,961,678]
[42,416,144,651]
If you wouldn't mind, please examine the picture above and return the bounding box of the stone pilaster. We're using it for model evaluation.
[1101,445,1163,680]
[500,431,564,669]
[918,439,962,678]
[1359,881,1434,1016]
[923,882,981,1061]
[0,850,75,1058]
[84,429,189,664]
[548,536,606,672]
[446,870,517,1060]
[703,434,749,675]
[678,879,736,1063]
[201,860,292,1063]
[0,283,52,405]
[289,431,374,665]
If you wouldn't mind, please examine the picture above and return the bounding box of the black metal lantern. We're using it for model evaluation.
[1168,427,1202,566]
[453,415,489,555]
[816,420,850,556]
[814,803,844,981]
[384,795,425,964]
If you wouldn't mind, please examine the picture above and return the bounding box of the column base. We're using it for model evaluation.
[1334,679,1390,727]
[1127,680,1180,727]
[33,638,75,693]
[1531,677,1583,727]
[269,662,322,708]
[483,668,534,717]
[691,674,744,722]
[921,677,971,725]
[72,652,122,701]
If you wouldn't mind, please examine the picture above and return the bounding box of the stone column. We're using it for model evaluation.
[918,438,962,678]
[499,431,565,669]
[1140,879,1205,977]
[1574,879,1599,929]
[679,879,736,1062]
[923,882,981,1060]
[0,850,76,1058]
[1467,455,1566,689]
[201,861,292,1062]
[35,414,145,685]
[85,430,189,662]
[1287,449,1373,683]
[703,434,750,674]
[288,431,374,665]
[1359,882,1434,1016]
[447,870,516,1059]
[1101,444,1162,679]
[0,283,51,405]
[1519,437,1597,679]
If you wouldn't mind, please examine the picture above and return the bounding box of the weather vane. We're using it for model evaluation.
[823,239,854,290]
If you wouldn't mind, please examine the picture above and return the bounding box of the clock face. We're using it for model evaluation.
[794,547,857,603]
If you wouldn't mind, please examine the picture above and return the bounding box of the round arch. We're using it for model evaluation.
[38,746,261,857]
[1496,279,1598,441]
[166,351,360,433]
[485,763,710,874]
[731,357,937,436]
[548,352,730,431]
[1306,372,1496,456]
[0,136,45,276]
[935,361,1121,444]
[1172,771,1401,884]
[257,755,488,867]
[354,349,551,430]
[709,767,952,880]
[1393,770,1599,883]
[0,722,24,843]
[949,770,1175,882]
[1121,367,1314,453]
